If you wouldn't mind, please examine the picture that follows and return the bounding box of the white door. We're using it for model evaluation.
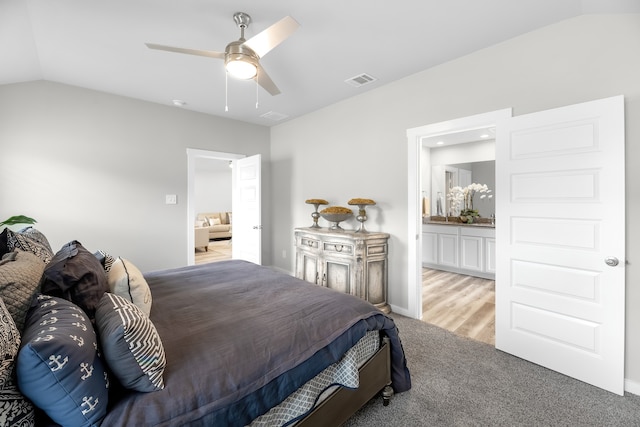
[495,95,625,394]
[232,154,262,264]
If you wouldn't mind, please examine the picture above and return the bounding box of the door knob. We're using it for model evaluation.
[605,257,619,267]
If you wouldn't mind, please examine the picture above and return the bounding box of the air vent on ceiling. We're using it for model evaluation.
[260,111,289,121]
[344,73,377,88]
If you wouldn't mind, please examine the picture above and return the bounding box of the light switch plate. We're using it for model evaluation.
[165,194,177,205]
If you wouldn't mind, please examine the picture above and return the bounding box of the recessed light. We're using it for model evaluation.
[172,99,186,107]
[436,141,444,145]
[480,134,490,139]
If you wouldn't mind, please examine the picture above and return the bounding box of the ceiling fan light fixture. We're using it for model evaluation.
[225,49,258,79]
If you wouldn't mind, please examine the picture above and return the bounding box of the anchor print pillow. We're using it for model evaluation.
[16,294,109,427]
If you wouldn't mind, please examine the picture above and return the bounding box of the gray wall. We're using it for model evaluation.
[270,15,640,386]
[194,158,232,217]
[0,81,271,271]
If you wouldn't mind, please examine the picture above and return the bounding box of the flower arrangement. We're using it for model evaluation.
[319,206,353,230]
[447,183,492,223]
[347,198,375,206]
[305,199,328,205]
[320,206,353,215]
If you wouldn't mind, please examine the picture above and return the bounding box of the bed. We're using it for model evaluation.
[3,235,411,427]
[101,260,411,426]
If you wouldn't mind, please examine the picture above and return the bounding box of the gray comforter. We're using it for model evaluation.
[100,260,411,426]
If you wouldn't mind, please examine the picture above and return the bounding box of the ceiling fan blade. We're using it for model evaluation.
[243,16,300,58]
[145,43,225,60]
[255,64,280,96]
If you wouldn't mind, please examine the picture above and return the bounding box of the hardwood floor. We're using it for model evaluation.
[422,268,495,345]
[196,248,495,344]
[195,239,232,264]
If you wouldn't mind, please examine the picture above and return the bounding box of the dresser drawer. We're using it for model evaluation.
[322,242,354,255]
[299,237,319,249]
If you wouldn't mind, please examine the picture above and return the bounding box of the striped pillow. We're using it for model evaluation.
[95,293,165,392]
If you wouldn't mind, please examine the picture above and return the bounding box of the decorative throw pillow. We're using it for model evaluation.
[0,251,45,332]
[0,297,35,425]
[95,293,165,392]
[107,258,152,317]
[94,250,117,273]
[0,228,9,259]
[0,297,20,389]
[17,294,109,427]
[41,240,109,324]
[0,379,35,426]
[208,217,222,226]
[0,251,17,267]
[6,227,54,264]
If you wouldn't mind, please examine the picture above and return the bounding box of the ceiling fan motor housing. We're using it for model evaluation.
[225,40,258,79]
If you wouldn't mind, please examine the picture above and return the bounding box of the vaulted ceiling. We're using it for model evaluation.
[2,0,638,126]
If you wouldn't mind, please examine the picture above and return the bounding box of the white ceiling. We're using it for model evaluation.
[2,0,638,126]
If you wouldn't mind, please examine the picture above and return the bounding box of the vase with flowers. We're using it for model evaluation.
[447,183,492,224]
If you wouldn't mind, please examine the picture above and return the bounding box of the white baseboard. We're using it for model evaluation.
[389,304,413,317]
[624,378,640,396]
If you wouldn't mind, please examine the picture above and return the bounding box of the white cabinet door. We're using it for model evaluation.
[485,238,496,274]
[460,235,483,272]
[422,232,438,264]
[438,233,458,268]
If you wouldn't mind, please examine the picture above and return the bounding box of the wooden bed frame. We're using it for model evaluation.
[298,337,393,426]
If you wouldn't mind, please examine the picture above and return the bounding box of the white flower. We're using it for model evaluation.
[447,183,492,215]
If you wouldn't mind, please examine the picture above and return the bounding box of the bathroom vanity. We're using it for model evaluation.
[422,219,495,280]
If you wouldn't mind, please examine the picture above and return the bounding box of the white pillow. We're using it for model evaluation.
[208,217,222,226]
[107,258,152,316]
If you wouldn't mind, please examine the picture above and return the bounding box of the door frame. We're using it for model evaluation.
[186,148,245,266]
[406,109,512,320]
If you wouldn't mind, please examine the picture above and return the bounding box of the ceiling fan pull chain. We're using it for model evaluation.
[255,71,259,109]
[225,71,229,112]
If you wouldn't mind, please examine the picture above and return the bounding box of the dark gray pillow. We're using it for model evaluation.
[0,228,9,259]
[0,251,45,332]
[95,293,166,392]
[41,240,109,324]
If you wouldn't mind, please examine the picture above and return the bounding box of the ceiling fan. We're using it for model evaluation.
[146,12,299,96]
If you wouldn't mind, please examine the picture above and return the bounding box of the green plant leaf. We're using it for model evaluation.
[0,215,37,227]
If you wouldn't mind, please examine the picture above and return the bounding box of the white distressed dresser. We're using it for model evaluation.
[294,227,390,313]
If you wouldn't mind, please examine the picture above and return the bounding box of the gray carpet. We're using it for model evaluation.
[343,314,640,426]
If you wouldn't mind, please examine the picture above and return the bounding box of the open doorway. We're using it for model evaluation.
[409,97,626,394]
[406,109,512,345]
[186,148,244,266]
[193,157,233,265]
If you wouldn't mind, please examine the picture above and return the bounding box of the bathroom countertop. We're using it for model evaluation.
[424,216,495,228]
